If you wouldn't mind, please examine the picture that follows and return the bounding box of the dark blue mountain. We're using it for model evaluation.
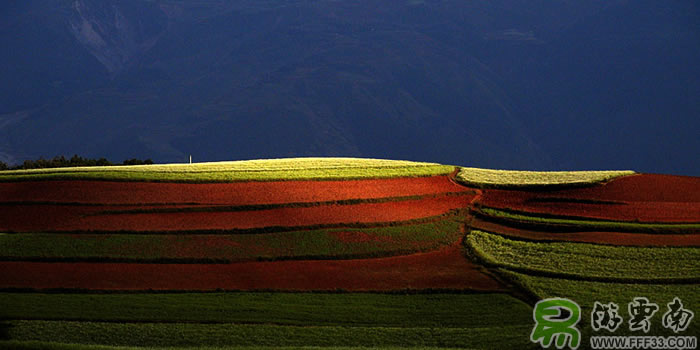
[1,0,698,175]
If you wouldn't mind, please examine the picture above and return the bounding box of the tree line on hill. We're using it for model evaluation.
[0,155,154,171]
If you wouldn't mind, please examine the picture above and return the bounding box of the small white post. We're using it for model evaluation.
[189,155,192,164]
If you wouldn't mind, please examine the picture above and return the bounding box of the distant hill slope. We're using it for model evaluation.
[1,0,698,175]
[0,158,697,349]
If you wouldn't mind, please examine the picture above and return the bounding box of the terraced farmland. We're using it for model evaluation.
[0,158,698,349]
[465,170,700,346]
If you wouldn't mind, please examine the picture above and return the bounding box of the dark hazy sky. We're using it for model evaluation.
[1,0,699,175]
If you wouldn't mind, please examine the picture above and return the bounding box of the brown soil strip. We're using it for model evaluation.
[0,175,469,205]
[0,195,474,233]
[0,246,503,292]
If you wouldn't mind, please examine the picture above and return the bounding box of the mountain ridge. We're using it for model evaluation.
[1,0,698,175]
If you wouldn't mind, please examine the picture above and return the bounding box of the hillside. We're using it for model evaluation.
[0,158,698,349]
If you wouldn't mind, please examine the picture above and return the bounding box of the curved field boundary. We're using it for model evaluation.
[0,195,474,233]
[91,192,473,216]
[456,167,634,189]
[469,217,700,247]
[467,230,700,282]
[0,217,464,263]
[500,270,700,337]
[0,175,469,206]
[476,207,700,234]
[0,192,473,213]
[474,173,700,223]
[0,158,455,183]
[0,246,504,291]
[0,212,462,236]
[479,189,700,223]
[523,173,700,203]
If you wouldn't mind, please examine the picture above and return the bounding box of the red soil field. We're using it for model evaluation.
[470,218,700,247]
[0,246,503,291]
[477,174,700,223]
[478,190,699,223]
[0,175,470,205]
[547,174,700,202]
[0,194,474,233]
[477,173,700,207]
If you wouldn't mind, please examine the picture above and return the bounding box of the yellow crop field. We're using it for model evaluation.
[0,158,455,182]
[456,167,634,188]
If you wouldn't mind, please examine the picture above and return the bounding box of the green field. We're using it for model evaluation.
[0,217,463,263]
[456,167,633,188]
[502,270,700,337]
[0,292,529,327]
[0,321,535,349]
[0,293,534,349]
[469,225,700,342]
[480,207,700,233]
[467,230,700,282]
[0,343,485,350]
[0,158,455,182]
